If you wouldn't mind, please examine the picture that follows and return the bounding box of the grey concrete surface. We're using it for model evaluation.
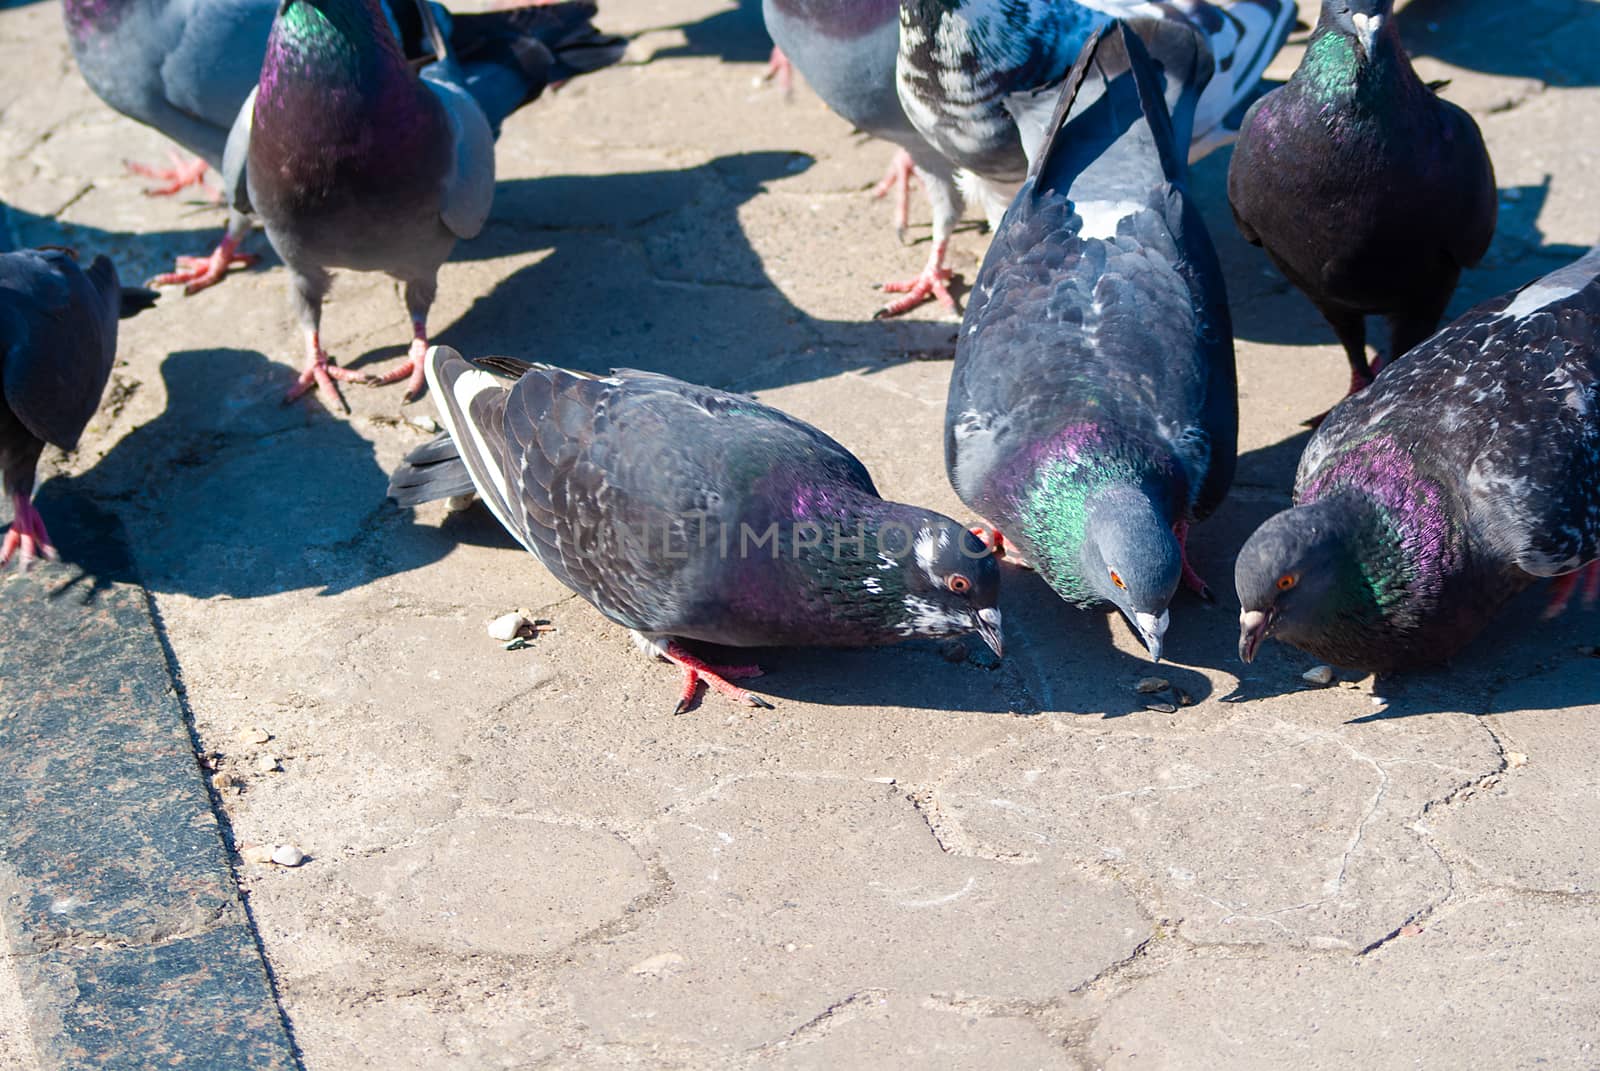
[2,0,1599,1066]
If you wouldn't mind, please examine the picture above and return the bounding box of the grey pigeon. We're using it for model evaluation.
[1236,246,1600,673]
[763,0,966,317]
[945,19,1237,662]
[1227,0,1496,420]
[896,0,1294,228]
[62,0,621,293]
[0,249,157,568]
[390,346,1004,712]
[230,0,577,408]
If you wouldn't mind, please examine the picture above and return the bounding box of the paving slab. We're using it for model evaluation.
[2,0,1599,1067]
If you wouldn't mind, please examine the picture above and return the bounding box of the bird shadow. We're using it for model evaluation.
[59,348,454,599]
[1395,0,1600,87]
[630,0,771,68]
[394,150,960,392]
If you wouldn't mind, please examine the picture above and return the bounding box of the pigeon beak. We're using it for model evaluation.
[974,607,1004,659]
[1350,12,1382,55]
[1131,609,1169,663]
[1238,608,1276,664]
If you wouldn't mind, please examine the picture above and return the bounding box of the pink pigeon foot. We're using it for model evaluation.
[872,149,917,242]
[361,325,429,402]
[970,525,1031,570]
[284,331,362,413]
[664,641,770,714]
[149,231,258,295]
[757,45,793,96]
[1173,520,1215,603]
[125,151,212,197]
[1542,562,1600,620]
[875,238,957,319]
[1,493,58,571]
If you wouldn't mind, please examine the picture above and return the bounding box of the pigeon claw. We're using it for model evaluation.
[125,151,212,197]
[285,357,359,414]
[1,496,59,572]
[1174,521,1215,604]
[664,641,769,714]
[755,45,794,97]
[362,339,429,402]
[875,264,958,319]
[149,234,258,295]
[871,149,918,245]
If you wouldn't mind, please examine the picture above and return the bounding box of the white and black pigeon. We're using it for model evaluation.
[389,346,1004,713]
[1236,245,1600,674]
[62,0,620,293]
[896,0,1294,228]
[0,249,157,568]
[763,0,966,317]
[945,19,1237,663]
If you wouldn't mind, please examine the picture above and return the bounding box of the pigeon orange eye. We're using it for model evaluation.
[1277,574,1298,591]
[946,574,972,594]
[1109,570,1126,590]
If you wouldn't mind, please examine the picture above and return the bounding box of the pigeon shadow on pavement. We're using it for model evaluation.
[413,152,961,394]
[0,482,139,608]
[1396,0,1600,86]
[630,0,770,68]
[66,348,453,600]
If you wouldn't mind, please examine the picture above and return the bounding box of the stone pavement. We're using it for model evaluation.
[2,0,1599,1066]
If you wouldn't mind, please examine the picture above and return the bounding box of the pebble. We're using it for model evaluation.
[487,611,534,642]
[1135,677,1169,694]
[212,771,243,794]
[406,414,441,434]
[255,754,282,774]
[240,727,271,745]
[1174,688,1194,707]
[1301,665,1335,687]
[445,494,476,513]
[1144,701,1178,714]
[239,844,274,865]
[270,845,307,867]
[1507,752,1529,768]
[629,952,685,977]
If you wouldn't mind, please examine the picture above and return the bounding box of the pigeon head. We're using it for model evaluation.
[1235,495,1384,664]
[1321,0,1395,56]
[1077,484,1180,662]
[874,515,1003,657]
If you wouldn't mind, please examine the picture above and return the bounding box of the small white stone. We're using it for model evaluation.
[255,754,282,774]
[239,844,274,865]
[445,494,476,512]
[629,952,685,977]
[1135,677,1169,694]
[270,845,306,867]
[241,727,271,745]
[406,414,441,434]
[1302,665,1336,686]
[487,612,530,642]
[1507,752,1529,768]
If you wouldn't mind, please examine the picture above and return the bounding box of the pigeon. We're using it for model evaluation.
[944,19,1237,662]
[763,0,966,317]
[1236,245,1600,674]
[61,0,622,293]
[896,0,1294,229]
[390,346,1004,712]
[227,0,604,409]
[0,249,157,568]
[1226,0,1496,418]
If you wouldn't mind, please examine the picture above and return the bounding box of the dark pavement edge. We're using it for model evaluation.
[0,494,300,1070]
